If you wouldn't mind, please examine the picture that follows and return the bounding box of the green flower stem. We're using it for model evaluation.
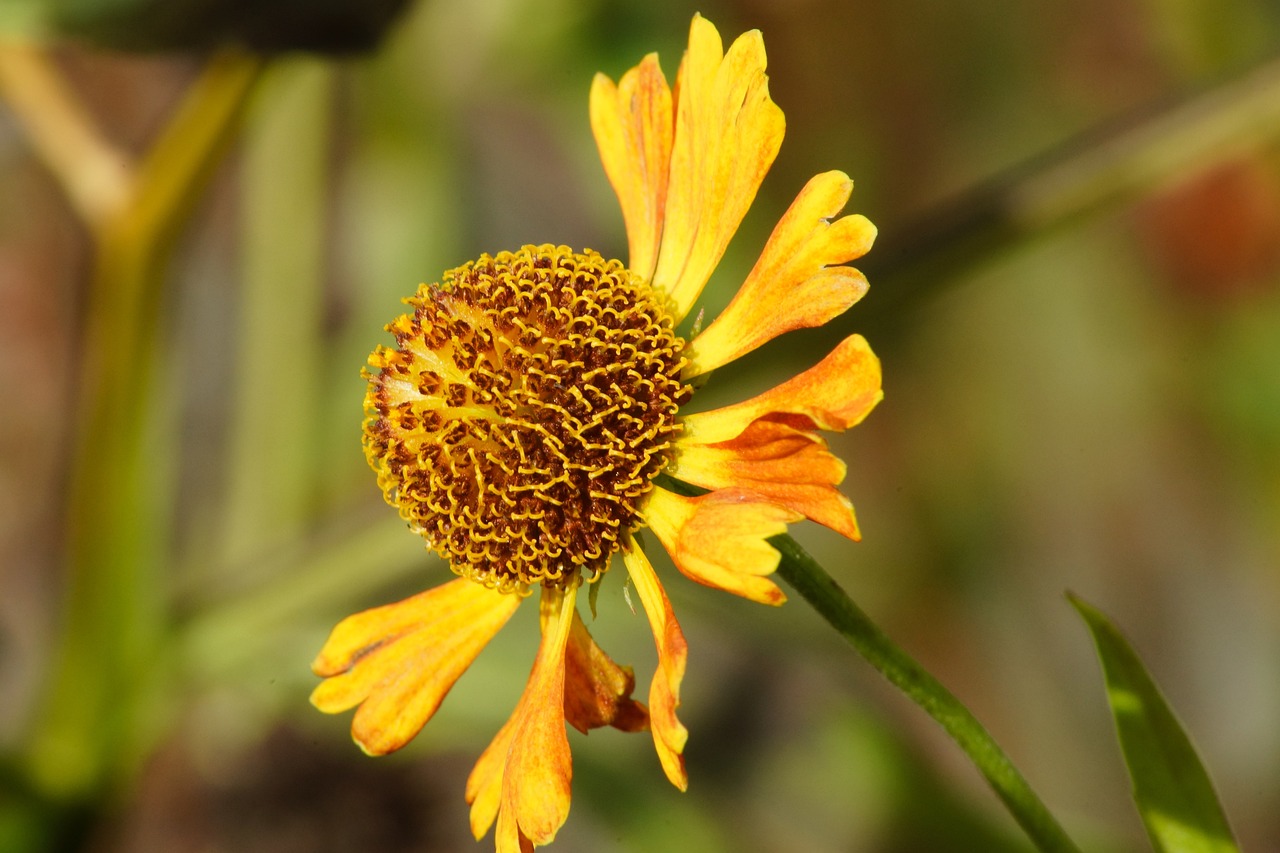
[24,51,262,802]
[771,534,1081,853]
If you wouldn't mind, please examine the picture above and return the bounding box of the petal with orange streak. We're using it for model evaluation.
[590,54,673,281]
[681,334,883,446]
[675,419,861,540]
[310,578,521,756]
[684,170,876,376]
[500,583,577,846]
[651,14,785,322]
[564,611,649,734]
[467,600,647,844]
[622,545,689,791]
[645,487,798,605]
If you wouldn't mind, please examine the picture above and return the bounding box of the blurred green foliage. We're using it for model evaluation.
[1072,595,1238,853]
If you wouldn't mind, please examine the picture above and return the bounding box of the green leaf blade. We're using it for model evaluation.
[1069,593,1238,853]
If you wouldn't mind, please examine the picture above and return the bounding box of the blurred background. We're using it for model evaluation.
[3,0,1280,850]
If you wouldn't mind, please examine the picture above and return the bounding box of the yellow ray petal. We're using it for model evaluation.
[309,578,520,756]
[651,14,785,321]
[467,592,646,844]
[564,611,649,734]
[466,711,516,841]
[622,545,689,791]
[496,804,534,853]
[501,583,577,846]
[684,170,876,376]
[645,487,797,605]
[681,334,883,446]
[590,54,673,281]
[674,419,861,540]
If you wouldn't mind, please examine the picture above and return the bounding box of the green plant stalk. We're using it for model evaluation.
[771,534,1080,853]
[219,59,332,572]
[26,51,263,801]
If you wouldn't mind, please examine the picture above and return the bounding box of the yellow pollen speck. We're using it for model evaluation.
[363,244,692,593]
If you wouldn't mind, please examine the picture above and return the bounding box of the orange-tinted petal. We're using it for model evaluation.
[467,584,577,850]
[684,170,876,376]
[502,583,576,845]
[681,334,882,446]
[466,593,646,845]
[622,545,689,790]
[651,14,785,322]
[564,610,649,734]
[310,578,521,756]
[644,487,797,605]
[590,54,673,282]
[674,419,861,540]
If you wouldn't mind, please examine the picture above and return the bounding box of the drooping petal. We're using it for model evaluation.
[466,593,647,845]
[681,334,883,446]
[651,14,785,322]
[644,487,797,605]
[622,545,689,791]
[504,583,576,845]
[674,419,862,540]
[590,54,673,282]
[683,170,876,376]
[310,578,521,756]
[470,584,577,849]
[564,611,649,734]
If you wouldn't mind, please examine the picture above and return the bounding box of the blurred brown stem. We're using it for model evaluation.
[859,52,1280,322]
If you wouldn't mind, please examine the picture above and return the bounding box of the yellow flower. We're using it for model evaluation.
[311,13,881,851]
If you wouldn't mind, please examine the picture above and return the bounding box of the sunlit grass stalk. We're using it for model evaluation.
[772,534,1082,853]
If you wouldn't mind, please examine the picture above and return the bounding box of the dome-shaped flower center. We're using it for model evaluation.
[363,244,692,593]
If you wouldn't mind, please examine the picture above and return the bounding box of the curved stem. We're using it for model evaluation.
[772,534,1081,853]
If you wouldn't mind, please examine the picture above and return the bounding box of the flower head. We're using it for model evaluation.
[312,14,882,851]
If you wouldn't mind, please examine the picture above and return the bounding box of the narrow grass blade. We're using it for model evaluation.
[1069,594,1238,853]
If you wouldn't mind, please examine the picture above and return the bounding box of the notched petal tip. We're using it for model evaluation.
[645,487,796,605]
[684,170,877,376]
[651,10,783,322]
[673,419,864,541]
[682,334,883,446]
[309,578,520,756]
